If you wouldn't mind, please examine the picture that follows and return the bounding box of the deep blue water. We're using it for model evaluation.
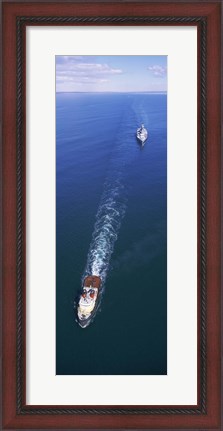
[56,93,167,375]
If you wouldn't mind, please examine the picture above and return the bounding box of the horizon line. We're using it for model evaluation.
[56,90,167,94]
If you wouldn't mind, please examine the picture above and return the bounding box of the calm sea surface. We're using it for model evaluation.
[56,93,167,375]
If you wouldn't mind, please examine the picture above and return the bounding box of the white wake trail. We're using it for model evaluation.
[83,100,145,287]
[83,174,126,283]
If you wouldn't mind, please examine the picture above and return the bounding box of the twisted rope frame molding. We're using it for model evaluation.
[16,15,207,416]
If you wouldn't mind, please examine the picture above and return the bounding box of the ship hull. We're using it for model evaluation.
[77,296,101,328]
[77,301,99,328]
[137,136,147,145]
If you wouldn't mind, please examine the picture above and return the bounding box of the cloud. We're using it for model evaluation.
[56,76,109,85]
[147,65,167,77]
[56,56,122,88]
[69,63,122,74]
[56,55,84,64]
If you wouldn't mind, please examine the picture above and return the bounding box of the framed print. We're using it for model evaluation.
[2,1,222,430]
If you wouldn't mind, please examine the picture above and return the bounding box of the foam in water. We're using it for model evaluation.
[82,99,146,292]
[83,174,126,284]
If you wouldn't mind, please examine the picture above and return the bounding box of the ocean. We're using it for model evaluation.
[56,92,167,375]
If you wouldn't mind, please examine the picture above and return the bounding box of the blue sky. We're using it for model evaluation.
[56,55,167,93]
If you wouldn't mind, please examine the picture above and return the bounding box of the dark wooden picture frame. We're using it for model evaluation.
[2,1,221,429]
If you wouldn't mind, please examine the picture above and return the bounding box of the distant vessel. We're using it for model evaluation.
[136,124,148,145]
[77,275,102,328]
